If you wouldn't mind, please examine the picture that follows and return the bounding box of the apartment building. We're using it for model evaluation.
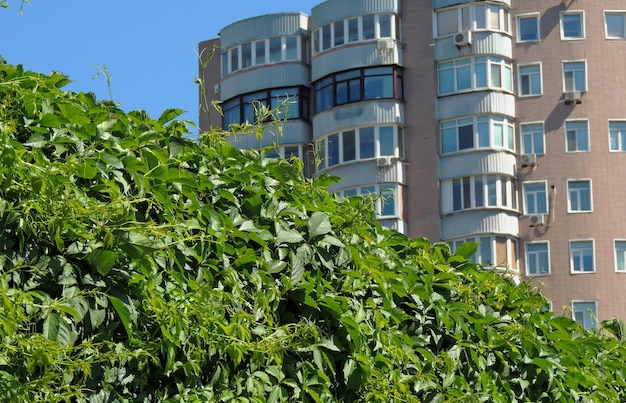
[198,0,626,328]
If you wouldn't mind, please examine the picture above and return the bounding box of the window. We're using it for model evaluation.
[525,242,550,276]
[572,301,597,329]
[570,240,594,273]
[434,3,511,37]
[441,115,514,154]
[564,120,589,152]
[340,184,399,218]
[222,87,310,128]
[441,175,517,213]
[560,12,584,39]
[523,181,548,215]
[605,12,626,39]
[312,14,397,55]
[518,64,542,96]
[314,66,403,113]
[221,36,302,77]
[318,126,404,169]
[615,240,626,272]
[563,61,587,92]
[438,56,513,95]
[265,144,303,160]
[517,14,539,42]
[567,180,592,212]
[448,236,518,270]
[521,122,545,155]
[609,121,626,151]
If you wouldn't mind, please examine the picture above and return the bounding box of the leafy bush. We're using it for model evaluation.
[1,61,626,402]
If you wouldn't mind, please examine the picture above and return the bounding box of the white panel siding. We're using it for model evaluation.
[220,13,309,48]
[220,64,310,100]
[434,32,512,61]
[226,121,312,149]
[437,92,515,121]
[440,210,519,240]
[325,159,407,191]
[313,101,404,139]
[312,0,398,28]
[432,0,510,9]
[438,151,517,179]
[311,44,401,82]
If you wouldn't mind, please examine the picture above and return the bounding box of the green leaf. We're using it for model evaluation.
[308,212,331,240]
[108,295,133,337]
[454,241,479,259]
[86,250,117,276]
[277,228,304,244]
[76,159,98,179]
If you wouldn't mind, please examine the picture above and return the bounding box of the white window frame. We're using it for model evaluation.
[517,62,543,97]
[564,119,590,153]
[604,11,626,39]
[313,14,397,55]
[340,184,399,219]
[441,174,517,213]
[567,179,593,213]
[569,239,595,274]
[520,121,545,155]
[572,301,598,329]
[560,11,585,40]
[562,60,588,92]
[614,239,626,272]
[522,180,548,215]
[516,13,540,42]
[609,120,626,152]
[525,241,550,276]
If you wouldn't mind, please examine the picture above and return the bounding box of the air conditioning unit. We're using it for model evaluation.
[454,31,472,47]
[564,90,581,104]
[529,214,545,227]
[520,153,537,166]
[377,38,394,50]
[377,156,392,167]
[213,83,220,95]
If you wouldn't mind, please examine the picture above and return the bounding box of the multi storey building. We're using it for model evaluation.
[198,0,626,328]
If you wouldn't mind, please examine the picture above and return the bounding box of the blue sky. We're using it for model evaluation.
[0,0,320,133]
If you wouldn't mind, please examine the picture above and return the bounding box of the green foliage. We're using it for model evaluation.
[1,61,626,402]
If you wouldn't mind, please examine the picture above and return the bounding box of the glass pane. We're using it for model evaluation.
[322,24,331,50]
[380,14,392,38]
[285,37,298,61]
[328,134,339,166]
[363,15,375,39]
[478,121,489,147]
[437,9,457,36]
[360,127,375,158]
[255,41,266,65]
[381,186,396,216]
[457,65,471,90]
[442,127,457,153]
[336,82,348,105]
[439,66,455,94]
[230,48,239,72]
[475,177,484,207]
[458,124,474,150]
[452,179,462,211]
[269,37,282,62]
[222,52,229,77]
[493,123,504,147]
[606,14,625,38]
[475,5,486,29]
[489,5,500,29]
[334,20,345,46]
[475,59,487,88]
[519,16,538,41]
[343,130,356,162]
[348,18,359,42]
[242,43,252,68]
[463,177,471,209]
[364,75,393,99]
[562,14,582,38]
[487,176,497,206]
[490,64,501,87]
[379,126,394,156]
